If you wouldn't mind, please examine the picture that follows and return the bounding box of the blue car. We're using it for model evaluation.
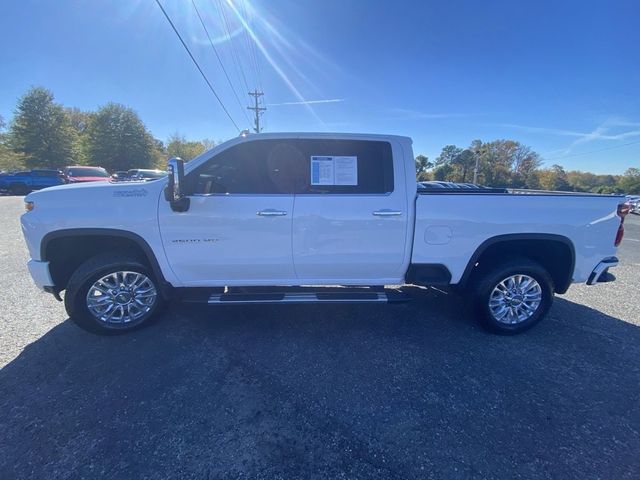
[0,169,67,195]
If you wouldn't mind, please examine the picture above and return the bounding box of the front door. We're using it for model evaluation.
[158,140,298,286]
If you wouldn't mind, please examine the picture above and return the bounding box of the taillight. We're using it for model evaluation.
[615,202,630,246]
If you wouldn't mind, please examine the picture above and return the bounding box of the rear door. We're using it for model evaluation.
[291,139,409,283]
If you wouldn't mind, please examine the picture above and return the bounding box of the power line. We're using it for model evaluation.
[190,0,251,127]
[215,0,250,94]
[546,140,640,161]
[240,0,265,129]
[154,0,240,132]
[239,0,262,92]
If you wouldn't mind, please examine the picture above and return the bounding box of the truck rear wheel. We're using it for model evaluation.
[64,253,164,335]
[472,258,554,334]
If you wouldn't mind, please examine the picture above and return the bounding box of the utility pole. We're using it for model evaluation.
[473,147,484,184]
[247,90,266,133]
[473,152,479,184]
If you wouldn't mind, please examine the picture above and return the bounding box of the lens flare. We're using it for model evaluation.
[223,0,326,125]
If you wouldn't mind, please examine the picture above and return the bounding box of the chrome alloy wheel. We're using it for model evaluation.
[86,271,157,325]
[488,274,543,324]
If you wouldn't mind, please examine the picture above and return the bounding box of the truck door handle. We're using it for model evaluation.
[372,209,402,217]
[257,209,287,216]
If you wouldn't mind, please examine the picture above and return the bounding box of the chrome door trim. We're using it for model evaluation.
[372,209,403,216]
[257,209,288,216]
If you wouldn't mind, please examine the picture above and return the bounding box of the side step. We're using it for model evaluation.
[181,287,411,305]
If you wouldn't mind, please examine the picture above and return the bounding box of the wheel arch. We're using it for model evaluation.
[41,228,170,296]
[458,233,576,294]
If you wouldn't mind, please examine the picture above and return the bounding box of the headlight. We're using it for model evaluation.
[24,201,34,212]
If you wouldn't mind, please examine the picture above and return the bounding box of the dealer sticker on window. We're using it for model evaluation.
[310,156,358,186]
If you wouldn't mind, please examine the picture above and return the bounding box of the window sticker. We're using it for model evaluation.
[310,156,358,185]
[310,156,334,185]
[333,156,358,185]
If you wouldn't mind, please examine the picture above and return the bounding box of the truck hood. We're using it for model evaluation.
[25,178,167,207]
[27,178,163,197]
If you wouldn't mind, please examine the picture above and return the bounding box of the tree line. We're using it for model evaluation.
[416,141,640,194]
[1,86,638,194]
[0,87,213,173]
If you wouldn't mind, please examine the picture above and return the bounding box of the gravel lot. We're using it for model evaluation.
[1,195,639,479]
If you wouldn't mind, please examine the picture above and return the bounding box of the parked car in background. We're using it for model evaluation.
[418,181,498,191]
[626,196,640,214]
[0,169,66,195]
[127,169,167,181]
[111,171,129,182]
[63,166,110,183]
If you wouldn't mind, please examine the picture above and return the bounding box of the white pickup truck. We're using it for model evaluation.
[21,133,628,335]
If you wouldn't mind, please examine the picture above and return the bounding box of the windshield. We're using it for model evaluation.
[65,167,109,178]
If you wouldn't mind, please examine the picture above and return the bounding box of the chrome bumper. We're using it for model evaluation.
[27,259,55,290]
[586,257,618,286]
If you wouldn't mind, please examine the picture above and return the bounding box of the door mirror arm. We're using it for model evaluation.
[165,157,190,212]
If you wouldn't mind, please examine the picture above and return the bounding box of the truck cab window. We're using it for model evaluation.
[189,139,393,195]
[295,139,394,194]
[190,140,304,195]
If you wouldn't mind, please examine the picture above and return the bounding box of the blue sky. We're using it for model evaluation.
[1,0,639,174]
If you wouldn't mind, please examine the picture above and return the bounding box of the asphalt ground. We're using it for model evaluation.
[1,195,639,479]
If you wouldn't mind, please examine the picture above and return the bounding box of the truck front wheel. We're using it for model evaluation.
[64,253,164,334]
[472,259,554,334]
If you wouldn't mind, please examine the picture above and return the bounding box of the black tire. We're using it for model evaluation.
[471,258,554,335]
[10,183,29,195]
[64,252,165,335]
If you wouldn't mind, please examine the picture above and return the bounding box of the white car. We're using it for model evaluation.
[626,196,640,214]
[21,133,628,335]
[127,169,168,181]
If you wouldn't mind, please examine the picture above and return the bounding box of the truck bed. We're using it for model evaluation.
[411,191,623,285]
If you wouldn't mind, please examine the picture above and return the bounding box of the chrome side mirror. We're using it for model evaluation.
[165,157,190,212]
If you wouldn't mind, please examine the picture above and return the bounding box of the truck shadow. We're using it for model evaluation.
[1,293,639,478]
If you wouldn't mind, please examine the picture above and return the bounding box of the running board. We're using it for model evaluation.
[181,287,410,305]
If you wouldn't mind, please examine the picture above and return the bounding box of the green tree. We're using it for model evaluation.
[593,185,623,194]
[415,154,432,180]
[65,107,93,165]
[0,115,26,171]
[166,134,209,161]
[432,163,454,181]
[435,145,463,167]
[451,149,475,183]
[511,143,541,187]
[9,87,80,168]
[525,170,542,189]
[65,107,93,134]
[201,138,216,151]
[151,138,167,169]
[86,103,156,171]
[538,164,571,191]
[618,167,640,194]
[565,171,622,193]
[433,145,468,182]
